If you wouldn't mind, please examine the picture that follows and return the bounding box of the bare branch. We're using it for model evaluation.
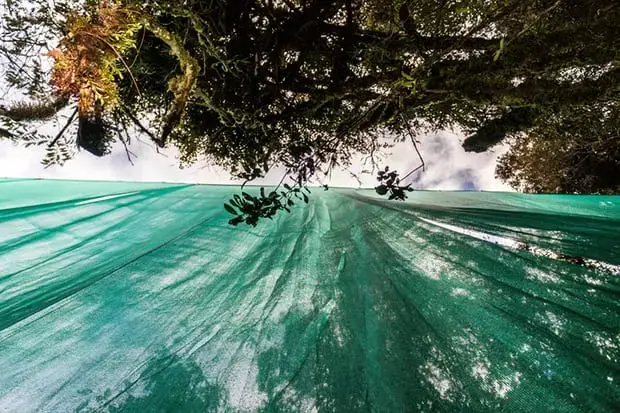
[122,107,158,143]
[399,114,426,182]
[48,107,78,147]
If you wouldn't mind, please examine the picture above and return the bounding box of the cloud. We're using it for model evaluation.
[410,130,512,191]
[326,129,512,191]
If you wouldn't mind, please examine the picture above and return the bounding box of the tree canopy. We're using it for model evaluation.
[1,0,619,223]
[496,103,620,194]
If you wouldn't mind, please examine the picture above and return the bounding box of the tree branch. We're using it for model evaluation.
[48,108,78,147]
[142,16,200,146]
[121,107,158,143]
[399,114,425,182]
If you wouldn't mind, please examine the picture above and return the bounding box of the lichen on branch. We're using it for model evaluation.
[141,17,199,146]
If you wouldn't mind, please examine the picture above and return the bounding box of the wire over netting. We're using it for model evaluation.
[0,178,618,412]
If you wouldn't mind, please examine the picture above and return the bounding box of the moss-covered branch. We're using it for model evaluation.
[142,17,200,147]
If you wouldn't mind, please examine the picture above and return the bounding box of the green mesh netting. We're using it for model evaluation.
[0,178,619,412]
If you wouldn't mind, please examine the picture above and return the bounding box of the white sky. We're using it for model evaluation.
[0,127,512,190]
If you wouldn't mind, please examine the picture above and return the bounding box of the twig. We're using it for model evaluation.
[360,138,381,173]
[135,135,169,157]
[122,107,158,142]
[400,114,425,179]
[274,169,290,192]
[129,28,147,68]
[48,108,78,147]
[400,164,424,181]
[120,136,134,165]
[116,127,135,165]
[346,168,363,188]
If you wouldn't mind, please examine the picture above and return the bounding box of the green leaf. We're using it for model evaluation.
[224,203,238,215]
[401,71,414,81]
[493,50,502,62]
[375,185,388,195]
[494,38,505,62]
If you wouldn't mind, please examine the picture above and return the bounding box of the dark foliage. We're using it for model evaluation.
[462,107,541,153]
[375,167,413,201]
[496,103,620,194]
[225,185,311,227]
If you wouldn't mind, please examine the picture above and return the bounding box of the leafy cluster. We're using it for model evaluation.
[225,185,311,227]
[375,167,413,201]
[48,1,142,117]
[0,100,67,122]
